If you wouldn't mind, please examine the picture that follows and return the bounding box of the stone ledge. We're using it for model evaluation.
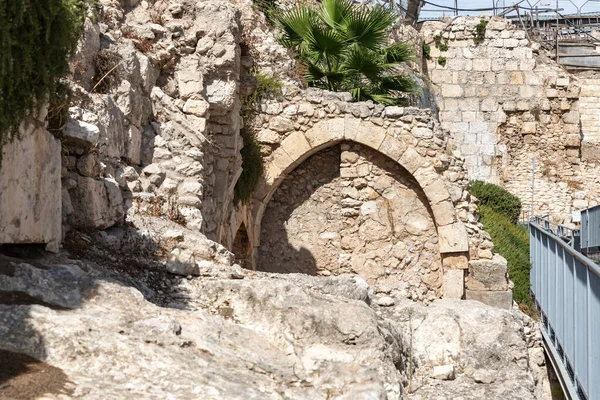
[465,289,513,310]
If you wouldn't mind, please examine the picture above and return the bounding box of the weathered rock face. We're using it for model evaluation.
[0,112,61,252]
[62,0,245,238]
[259,143,442,302]
[0,251,546,399]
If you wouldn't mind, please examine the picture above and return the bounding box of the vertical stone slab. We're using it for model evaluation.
[0,118,62,252]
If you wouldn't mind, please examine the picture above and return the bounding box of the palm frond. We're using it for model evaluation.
[342,46,383,81]
[276,6,316,49]
[383,42,415,64]
[319,0,354,29]
[341,4,399,50]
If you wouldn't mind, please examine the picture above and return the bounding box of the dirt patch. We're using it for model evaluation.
[0,350,72,400]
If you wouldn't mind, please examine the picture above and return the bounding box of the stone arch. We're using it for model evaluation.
[250,117,469,266]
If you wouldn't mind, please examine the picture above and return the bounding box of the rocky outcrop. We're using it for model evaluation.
[0,251,546,399]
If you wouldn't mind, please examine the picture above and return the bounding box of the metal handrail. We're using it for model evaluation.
[530,222,600,400]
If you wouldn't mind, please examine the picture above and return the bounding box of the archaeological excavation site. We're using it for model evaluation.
[2,0,600,398]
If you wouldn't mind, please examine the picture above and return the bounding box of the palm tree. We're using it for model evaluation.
[275,0,416,105]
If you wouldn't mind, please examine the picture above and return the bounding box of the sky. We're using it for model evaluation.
[419,0,600,18]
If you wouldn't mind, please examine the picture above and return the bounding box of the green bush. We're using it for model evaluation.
[234,130,264,205]
[0,0,89,155]
[470,180,522,224]
[478,204,532,312]
[234,73,280,205]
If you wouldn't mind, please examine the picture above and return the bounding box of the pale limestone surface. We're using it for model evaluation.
[0,254,545,399]
[422,16,600,221]
[0,114,61,252]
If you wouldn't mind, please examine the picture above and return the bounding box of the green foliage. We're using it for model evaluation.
[478,204,532,313]
[234,129,264,205]
[474,19,488,45]
[422,41,431,60]
[433,34,448,52]
[274,0,416,105]
[0,0,89,154]
[234,73,281,205]
[243,73,283,116]
[437,56,446,66]
[470,180,522,224]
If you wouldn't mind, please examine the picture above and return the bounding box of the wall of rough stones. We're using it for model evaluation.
[0,111,61,252]
[422,16,600,221]
[221,87,513,308]
[61,0,246,239]
[259,143,442,301]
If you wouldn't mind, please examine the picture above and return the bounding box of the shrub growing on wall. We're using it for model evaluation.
[478,204,532,314]
[470,180,522,224]
[0,0,88,153]
[275,0,416,105]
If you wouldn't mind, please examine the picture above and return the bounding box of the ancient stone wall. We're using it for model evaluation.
[259,143,442,301]
[221,88,513,308]
[0,111,61,252]
[422,17,600,221]
[61,0,245,239]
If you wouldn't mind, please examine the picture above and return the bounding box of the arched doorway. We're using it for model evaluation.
[258,142,442,301]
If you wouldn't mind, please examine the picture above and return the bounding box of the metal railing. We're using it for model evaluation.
[580,205,600,254]
[530,221,600,400]
[531,215,580,248]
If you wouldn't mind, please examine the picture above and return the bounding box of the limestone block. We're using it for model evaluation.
[256,129,281,145]
[411,127,434,139]
[399,147,425,174]
[556,77,570,87]
[270,148,294,173]
[466,289,513,310]
[176,62,203,99]
[442,253,469,269]
[431,199,456,226]
[69,177,120,230]
[441,84,464,98]
[64,119,100,147]
[438,222,469,253]
[384,106,404,118]
[443,269,464,299]
[378,135,408,161]
[472,59,491,72]
[468,254,508,291]
[205,78,237,116]
[183,98,209,117]
[521,122,537,134]
[480,98,498,112]
[356,124,387,151]
[423,178,451,205]
[269,116,294,133]
[280,131,311,165]
[0,119,61,252]
[509,72,523,85]
[304,118,344,148]
[344,115,361,141]
[562,110,580,124]
[565,134,581,147]
[546,88,558,98]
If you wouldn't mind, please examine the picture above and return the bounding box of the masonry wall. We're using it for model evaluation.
[0,112,61,252]
[422,17,600,222]
[259,143,442,302]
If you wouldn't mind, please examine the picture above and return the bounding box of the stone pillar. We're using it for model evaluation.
[0,115,62,252]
